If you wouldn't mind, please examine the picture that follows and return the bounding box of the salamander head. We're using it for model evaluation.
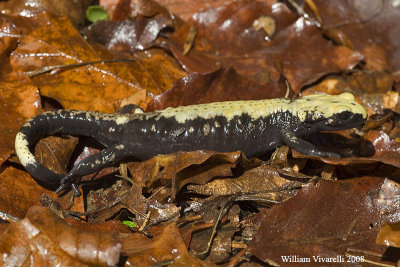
[294,92,367,131]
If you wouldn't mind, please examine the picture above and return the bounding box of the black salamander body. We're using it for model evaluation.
[15,93,367,195]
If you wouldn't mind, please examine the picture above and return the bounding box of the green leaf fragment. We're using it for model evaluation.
[86,5,110,23]
[122,219,138,228]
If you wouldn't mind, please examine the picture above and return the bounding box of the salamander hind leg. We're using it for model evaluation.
[282,131,340,158]
[56,144,130,196]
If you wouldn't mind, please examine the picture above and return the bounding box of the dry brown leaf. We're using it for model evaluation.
[187,165,306,202]
[189,217,238,263]
[127,150,259,196]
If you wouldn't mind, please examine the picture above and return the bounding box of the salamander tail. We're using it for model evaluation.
[15,130,64,184]
[14,111,84,184]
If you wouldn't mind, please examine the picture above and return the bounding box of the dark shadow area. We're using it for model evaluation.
[381,246,400,263]
[306,131,375,158]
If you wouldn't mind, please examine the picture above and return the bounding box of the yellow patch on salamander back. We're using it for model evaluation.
[158,93,367,123]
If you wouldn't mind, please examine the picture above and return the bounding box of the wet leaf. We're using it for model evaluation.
[376,222,400,248]
[362,91,400,114]
[143,0,227,21]
[82,15,177,54]
[303,71,394,103]
[249,178,400,265]
[360,130,400,168]
[167,1,362,94]
[34,136,79,175]
[109,0,181,25]
[0,16,19,79]
[148,67,286,111]
[1,0,91,28]
[84,0,182,53]
[120,222,213,266]
[0,166,57,219]
[308,0,399,76]
[9,13,185,112]
[0,206,121,266]
[3,0,400,265]
[0,72,40,165]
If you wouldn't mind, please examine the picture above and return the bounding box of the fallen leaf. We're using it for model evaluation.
[120,222,214,266]
[309,0,399,77]
[187,165,306,203]
[303,71,394,103]
[167,1,362,93]
[249,178,400,265]
[0,166,57,219]
[0,16,19,79]
[82,13,180,54]
[127,150,259,197]
[189,214,238,263]
[0,72,40,165]
[376,222,400,248]
[295,130,400,169]
[151,0,232,21]
[110,0,181,24]
[34,136,79,176]
[1,0,91,27]
[148,67,286,111]
[10,13,185,112]
[0,206,121,266]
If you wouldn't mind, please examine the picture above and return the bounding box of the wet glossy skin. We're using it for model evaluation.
[15,93,367,196]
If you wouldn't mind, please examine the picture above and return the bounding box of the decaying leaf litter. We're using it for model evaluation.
[0,0,399,266]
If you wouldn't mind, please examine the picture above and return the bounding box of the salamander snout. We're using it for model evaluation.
[321,111,366,130]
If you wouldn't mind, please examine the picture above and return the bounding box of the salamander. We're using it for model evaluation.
[15,92,367,196]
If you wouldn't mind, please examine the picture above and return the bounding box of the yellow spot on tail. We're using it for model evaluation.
[15,132,35,166]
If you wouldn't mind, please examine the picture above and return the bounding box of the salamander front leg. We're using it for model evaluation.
[56,144,130,196]
[282,131,341,158]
